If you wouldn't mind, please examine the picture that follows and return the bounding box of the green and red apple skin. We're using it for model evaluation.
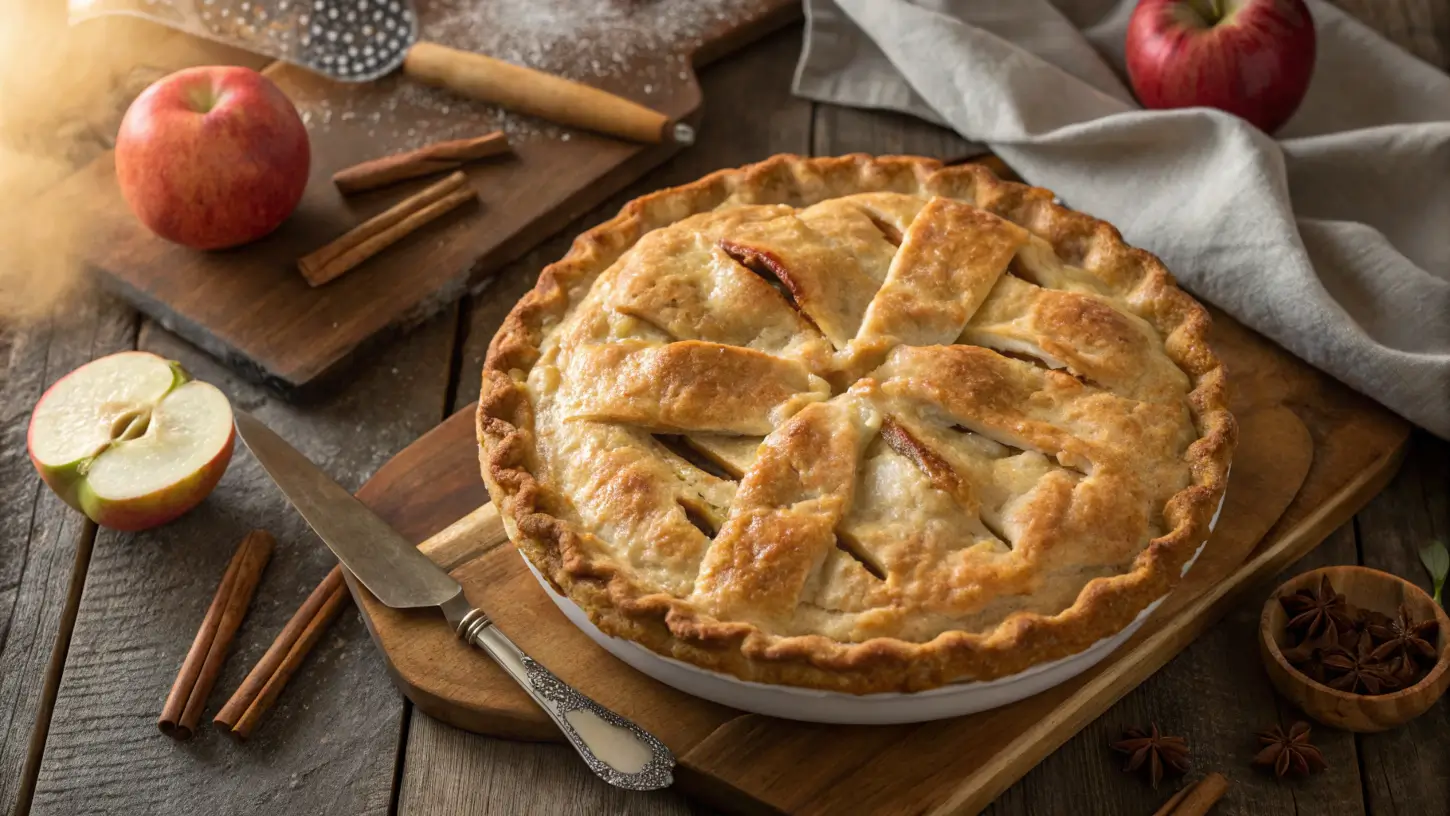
[28,352,236,532]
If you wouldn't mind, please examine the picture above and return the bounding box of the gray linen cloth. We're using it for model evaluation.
[795,0,1450,438]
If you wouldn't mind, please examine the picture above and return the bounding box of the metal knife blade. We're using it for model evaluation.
[235,411,678,791]
[234,411,461,610]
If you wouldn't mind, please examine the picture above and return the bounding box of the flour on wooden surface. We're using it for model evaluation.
[294,0,764,147]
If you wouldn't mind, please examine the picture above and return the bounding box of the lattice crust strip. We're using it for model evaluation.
[516,177,1207,646]
[556,340,830,435]
[855,196,1028,349]
[692,397,879,629]
[605,224,824,358]
[960,274,1190,405]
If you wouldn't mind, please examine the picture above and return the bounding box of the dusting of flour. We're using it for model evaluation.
[292,0,769,148]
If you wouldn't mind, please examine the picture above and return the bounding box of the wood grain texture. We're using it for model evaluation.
[26,308,457,816]
[0,292,136,816]
[811,103,975,162]
[398,723,700,816]
[1354,434,1450,814]
[49,0,799,399]
[995,522,1367,816]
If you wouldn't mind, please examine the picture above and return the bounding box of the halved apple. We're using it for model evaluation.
[27,351,235,531]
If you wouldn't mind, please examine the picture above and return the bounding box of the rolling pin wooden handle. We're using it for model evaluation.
[402,41,689,145]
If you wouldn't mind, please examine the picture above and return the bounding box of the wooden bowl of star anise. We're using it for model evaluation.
[1260,566,1450,732]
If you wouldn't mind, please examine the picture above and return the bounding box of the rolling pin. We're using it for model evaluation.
[403,43,693,145]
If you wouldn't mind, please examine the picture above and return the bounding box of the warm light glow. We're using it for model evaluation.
[0,0,205,321]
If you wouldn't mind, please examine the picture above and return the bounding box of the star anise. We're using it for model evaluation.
[1281,576,1354,641]
[1341,606,1391,644]
[1111,724,1190,789]
[1253,721,1328,778]
[1282,630,1339,683]
[1323,636,1401,695]
[1368,604,1439,667]
[1385,653,1426,688]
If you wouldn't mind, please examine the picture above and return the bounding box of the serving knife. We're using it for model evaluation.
[233,411,674,791]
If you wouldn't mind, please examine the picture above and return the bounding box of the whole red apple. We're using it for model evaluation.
[1126,0,1316,133]
[115,66,310,250]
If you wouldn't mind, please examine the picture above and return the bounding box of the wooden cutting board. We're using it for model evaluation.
[349,308,1410,815]
[44,0,797,398]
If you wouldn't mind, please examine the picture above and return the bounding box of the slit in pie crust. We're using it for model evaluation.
[477,155,1235,694]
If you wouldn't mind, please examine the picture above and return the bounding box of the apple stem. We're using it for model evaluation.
[185,82,219,114]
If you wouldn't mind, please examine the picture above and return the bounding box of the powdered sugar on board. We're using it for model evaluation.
[288,0,770,148]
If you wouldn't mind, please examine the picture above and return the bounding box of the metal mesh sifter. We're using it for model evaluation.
[69,0,690,144]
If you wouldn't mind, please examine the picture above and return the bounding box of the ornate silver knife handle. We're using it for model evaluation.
[455,608,675,791]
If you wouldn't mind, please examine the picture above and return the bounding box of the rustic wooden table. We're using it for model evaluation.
[1,2,1446,814]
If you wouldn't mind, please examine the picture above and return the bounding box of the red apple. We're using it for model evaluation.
[115,66,310,250]
[28,352,236,531]
[1125,0,1316,133]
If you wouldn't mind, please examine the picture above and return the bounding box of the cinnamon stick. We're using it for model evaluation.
[214,565,350,737]
[230,576,349,740]
[1167,772,1228,816]
[1152,772,1229,816]
[158,530,274,740]
[332,131,508,194]
[298,171,476,287]
[1151,784,1194,816]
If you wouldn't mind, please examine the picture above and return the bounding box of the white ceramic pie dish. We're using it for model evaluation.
[521,483,1226,725]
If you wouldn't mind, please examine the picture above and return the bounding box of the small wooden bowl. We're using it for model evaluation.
[1260,566,1450,733]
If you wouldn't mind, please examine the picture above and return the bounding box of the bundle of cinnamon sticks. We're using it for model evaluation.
[298,131,510,287]
[160,532,352,741]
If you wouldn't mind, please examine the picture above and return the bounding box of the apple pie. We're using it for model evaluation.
[477,155,1235,693]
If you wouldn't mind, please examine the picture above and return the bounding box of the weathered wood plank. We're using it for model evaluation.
[28,308,457,816]
[0,7,276,811]
[399,721,694,816]
[810,104,974,162]
[0,292,137,816]
[1354,433,1450,816]
[988,523,1365,816]
[402,24,812,816]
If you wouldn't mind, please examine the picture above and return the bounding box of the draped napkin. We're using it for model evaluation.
[795,0,1450,438]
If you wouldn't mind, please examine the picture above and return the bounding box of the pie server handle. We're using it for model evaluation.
[451,605,676,790]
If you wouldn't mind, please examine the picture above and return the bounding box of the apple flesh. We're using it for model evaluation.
[1126,0,1316,134]
[115,66,310,250]
[28,352,235,532]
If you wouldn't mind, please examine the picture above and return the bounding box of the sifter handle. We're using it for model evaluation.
[401,42,691,145]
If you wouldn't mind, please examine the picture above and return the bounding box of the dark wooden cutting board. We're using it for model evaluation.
[46,0,797,398]
[350,307,1411,815]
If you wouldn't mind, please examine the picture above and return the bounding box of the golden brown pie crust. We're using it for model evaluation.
[477,155,1236,694]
